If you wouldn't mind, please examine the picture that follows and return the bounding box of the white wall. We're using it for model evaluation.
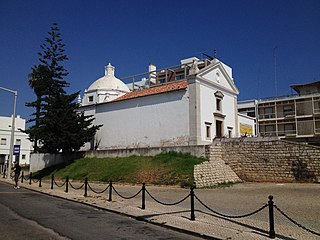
[238,113,256,136]
[78,105,96,151]
[79,58,241,149]
[30,153,64,172]
[199,84,238,141]
[30,152,83,172]
[92,89,190,149]
[199,84,215,142]
[197,62,239,142]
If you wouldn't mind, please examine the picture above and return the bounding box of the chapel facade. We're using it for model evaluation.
[79,56,254,150]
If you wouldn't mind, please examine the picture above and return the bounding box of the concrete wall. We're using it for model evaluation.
[217,137,320,183]
[30,146,206,172]
[30,152,84,172]
[84,145,206,158]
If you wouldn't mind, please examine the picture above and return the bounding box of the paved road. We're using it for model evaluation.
[0,182,204,240]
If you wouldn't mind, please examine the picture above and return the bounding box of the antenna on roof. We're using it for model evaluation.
[214,48,217,59]
[201,52,214,60]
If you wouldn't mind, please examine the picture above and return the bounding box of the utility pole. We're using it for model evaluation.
[0,86,18,179]
[273,46,278,96]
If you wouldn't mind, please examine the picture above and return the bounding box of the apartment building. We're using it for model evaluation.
[239,81,320,144]
[0,115,32,166]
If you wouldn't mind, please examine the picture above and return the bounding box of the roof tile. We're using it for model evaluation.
[113,80,187,102]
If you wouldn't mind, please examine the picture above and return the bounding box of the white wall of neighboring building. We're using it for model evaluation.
[238,99,257,111]
[238,113,255,137]
[0,116,32,165]
[92,89,190,149]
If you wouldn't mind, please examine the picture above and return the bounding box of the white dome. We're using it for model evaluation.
[88,63,129,93]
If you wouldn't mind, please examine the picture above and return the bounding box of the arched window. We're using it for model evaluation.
[214,91,224,112]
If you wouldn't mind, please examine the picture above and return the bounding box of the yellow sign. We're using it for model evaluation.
[240,124,253,136]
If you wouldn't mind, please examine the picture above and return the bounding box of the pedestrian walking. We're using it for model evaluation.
[13,162,21,189]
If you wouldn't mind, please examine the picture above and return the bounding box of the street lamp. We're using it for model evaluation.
[0,86,18,179]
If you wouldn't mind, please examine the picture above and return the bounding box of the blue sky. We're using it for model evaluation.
[0,0,319,121]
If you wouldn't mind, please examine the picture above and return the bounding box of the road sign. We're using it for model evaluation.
[13,145,20,156]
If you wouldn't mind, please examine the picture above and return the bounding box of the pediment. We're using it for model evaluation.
[196,62,239,95]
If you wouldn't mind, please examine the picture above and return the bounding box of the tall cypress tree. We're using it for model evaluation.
[25,23,101,153]
[38,23,69,95]
[41,92,101,153]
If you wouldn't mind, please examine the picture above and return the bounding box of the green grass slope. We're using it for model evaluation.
[33,152,205,187]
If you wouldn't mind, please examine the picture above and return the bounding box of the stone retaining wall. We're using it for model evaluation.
[194,141,241,188]
[218,137,320,183]
[30,138,320,184]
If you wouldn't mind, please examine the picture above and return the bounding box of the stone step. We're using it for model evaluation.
[196,143,241,188]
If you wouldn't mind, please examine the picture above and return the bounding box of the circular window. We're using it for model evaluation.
[216,72,220,82]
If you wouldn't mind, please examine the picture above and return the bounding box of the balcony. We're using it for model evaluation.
[258,113,276,120]
[314,108,320,115]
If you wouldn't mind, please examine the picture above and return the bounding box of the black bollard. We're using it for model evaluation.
[141,183,146,210]
[29,172,32,185]
[39,177,42,187]
[21,171,24,183]
[108,180,112,202]
[268,195,276,238]
[51,174,54,189]
[84,177,88,197]
[190,187,195,221]
[65,176,69,193]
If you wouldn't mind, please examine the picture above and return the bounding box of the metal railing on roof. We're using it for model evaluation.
[258,94,299,102]
[120,58,211,91]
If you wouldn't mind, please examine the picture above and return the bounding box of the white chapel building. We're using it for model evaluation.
[79,56,254,150]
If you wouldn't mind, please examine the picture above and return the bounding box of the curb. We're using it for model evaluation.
[1,179,220,240]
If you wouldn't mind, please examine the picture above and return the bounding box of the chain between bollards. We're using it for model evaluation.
[268,195,276,238]
[108,180,112,201]
[190,187,195,221]
[141,183,146,210]
[13,173,287,240]
[84,177,88,197]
